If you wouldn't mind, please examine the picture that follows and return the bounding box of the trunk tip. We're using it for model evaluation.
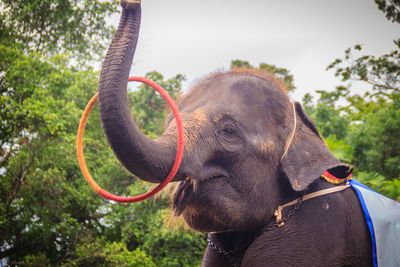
[121,0,141,10]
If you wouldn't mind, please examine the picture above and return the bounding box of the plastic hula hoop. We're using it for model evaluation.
[76,76,184,203]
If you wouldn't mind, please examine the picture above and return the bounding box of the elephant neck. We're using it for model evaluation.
[207,230,257,264]
[207,175,350,259]
[206,198,301,258]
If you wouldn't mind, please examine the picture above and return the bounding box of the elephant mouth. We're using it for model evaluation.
[173,174,227,216]
[173,178,193,216]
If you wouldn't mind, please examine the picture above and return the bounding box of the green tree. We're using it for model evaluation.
[311,0,400,199]
[326,30,399,179]
[347,96,400,179]
[375,0,400,24]
[0,0,118,61]
[302,86,350,140]
[327,44,399,96]
[0,45,111,264]
[129,71,185,137]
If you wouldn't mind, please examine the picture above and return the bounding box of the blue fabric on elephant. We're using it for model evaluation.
[349,179,400,267]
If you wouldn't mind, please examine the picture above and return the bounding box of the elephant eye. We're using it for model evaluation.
[221,125,235,135]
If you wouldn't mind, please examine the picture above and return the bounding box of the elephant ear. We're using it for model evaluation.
[281,102,352,191]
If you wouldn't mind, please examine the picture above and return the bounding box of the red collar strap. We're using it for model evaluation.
[322,171,353,184]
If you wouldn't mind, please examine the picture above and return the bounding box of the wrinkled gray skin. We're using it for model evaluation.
[98,2,372,266]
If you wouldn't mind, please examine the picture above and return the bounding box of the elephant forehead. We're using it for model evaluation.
[182,109,209,134]
[165,109,211,149]
[165,71,292,144]
[184,109,211,148]
[187,109,208,124]
[180,71,290,118]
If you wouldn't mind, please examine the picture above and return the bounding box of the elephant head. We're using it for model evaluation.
[98,1,351,233]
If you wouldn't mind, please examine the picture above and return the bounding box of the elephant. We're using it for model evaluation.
[97,1,373,266]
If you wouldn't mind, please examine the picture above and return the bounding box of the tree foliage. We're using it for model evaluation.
[129,71,185,138]
[0,0,118,61]
[374,0,400,24]
[303,0,400,200]
[327,44,400,96]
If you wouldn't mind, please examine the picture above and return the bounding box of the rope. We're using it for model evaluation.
[76,76,184,203]
[274,183,350,224]
[280,102,297,162]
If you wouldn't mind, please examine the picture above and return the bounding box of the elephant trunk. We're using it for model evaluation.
[98,1,180,183]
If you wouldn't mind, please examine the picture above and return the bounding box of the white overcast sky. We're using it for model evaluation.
[108,0,399,102]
